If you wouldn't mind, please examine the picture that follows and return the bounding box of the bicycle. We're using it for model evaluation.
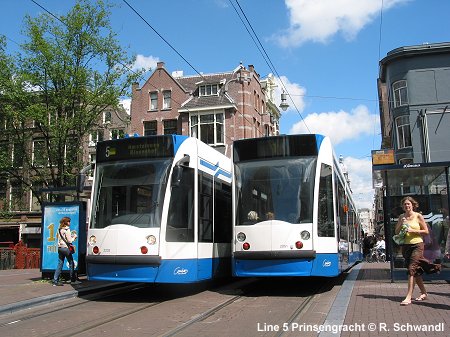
[365,248,386,263]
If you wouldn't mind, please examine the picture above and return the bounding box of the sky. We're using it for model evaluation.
[1,0,450,210]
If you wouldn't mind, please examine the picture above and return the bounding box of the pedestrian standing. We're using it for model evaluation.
[52,217,81,286]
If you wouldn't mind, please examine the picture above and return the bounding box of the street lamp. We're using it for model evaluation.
[279,91,289,111]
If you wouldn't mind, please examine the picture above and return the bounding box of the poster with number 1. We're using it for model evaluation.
[41,202,86,273]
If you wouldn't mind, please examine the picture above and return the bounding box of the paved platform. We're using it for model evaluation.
[0,263,448,336]
[0,269,125,315]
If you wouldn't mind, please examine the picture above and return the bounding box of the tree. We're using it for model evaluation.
[0,0,143,207]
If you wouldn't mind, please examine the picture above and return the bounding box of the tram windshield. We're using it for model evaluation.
[235,157,316,225]
[91,158,173,228]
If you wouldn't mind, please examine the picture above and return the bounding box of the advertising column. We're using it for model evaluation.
[41,202,86,278]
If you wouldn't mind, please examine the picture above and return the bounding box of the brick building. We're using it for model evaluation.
[130,62,281,157]
[0,106,130,248]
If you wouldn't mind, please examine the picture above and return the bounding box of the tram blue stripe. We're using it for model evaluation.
[199,159,231,179]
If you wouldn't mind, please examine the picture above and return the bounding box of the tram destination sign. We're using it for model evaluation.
[96,135,175,162]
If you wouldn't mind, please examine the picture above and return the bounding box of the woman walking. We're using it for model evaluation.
[395,197,441,306]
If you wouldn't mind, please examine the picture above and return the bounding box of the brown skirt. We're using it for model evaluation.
[401,242,441,276]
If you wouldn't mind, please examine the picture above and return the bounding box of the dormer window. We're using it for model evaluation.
[199,84,218,97]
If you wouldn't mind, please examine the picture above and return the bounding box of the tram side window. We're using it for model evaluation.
[336,177,348,242]
[318,163,335,237]
[199,172,213,243]
[166,166,194,242]
[214,181,232,243]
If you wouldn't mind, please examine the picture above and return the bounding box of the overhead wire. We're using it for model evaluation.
[121,0,269,139]
[231,0,311,133]
[121,0,207,82]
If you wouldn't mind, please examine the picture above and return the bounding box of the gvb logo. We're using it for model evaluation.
[322,260,332,267]
[174,267,189,275]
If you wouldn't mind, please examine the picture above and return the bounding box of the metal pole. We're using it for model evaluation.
[383,170,395,283]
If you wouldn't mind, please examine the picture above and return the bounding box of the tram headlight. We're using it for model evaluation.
[88,235,97,246]
[147,235,156,245]
[300,230,310,240]
[236,232,246,242]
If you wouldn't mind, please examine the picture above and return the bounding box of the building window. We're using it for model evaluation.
[10,180,24,211]
[144,121,157,136]
[163,90,171,109]
[12,143,24,168]
[0,142,10,167]
[33,140,47,167]
[103,111,112,124]
[190,111,224,145]
[199,84,218,97]
[163,119,177,135]
[111,129,125,139]
[149,92,158,110]
[0,179,7,211]
[392,80,408,108]
[89,130,104,146]
[396,115,412,149]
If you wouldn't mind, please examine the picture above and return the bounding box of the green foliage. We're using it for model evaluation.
[0,0,143,206]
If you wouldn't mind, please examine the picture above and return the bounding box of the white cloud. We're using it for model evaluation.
[275,0,409,47]
[343,156,374,209]
[289,105,379,145]
[274,75,307,112]
[120,98,131,114]
[132,54,159,72]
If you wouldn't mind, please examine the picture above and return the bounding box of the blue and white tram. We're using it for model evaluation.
[86,135,232,283]
[232,134,362,277]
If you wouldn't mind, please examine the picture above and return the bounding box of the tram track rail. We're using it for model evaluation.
[0,271,349,337]
[0,283,148,329]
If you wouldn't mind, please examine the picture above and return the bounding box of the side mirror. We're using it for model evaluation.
[76,163,94,193]
[171,166,183,187]
[171,155,190,187]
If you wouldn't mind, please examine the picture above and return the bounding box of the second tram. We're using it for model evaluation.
[232,134,362,277]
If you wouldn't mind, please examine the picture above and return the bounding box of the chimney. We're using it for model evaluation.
[132,82,140,92]
[157,61,165,69]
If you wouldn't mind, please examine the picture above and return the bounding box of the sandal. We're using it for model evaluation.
[415,293,428,301]
[400,300,411,306]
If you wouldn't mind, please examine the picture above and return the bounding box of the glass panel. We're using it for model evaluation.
[150,92,158,110]
[163,91,171,109]
[200,123,214,144]
[198,173,213,242]
[167,166,194,242]
[214,181,232,243]
[91,159,172,228]
[200,114,214,123]
[235,157,316,225]
[216,123,223,143]
[144,121,157,136]
[318,164,335,237]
